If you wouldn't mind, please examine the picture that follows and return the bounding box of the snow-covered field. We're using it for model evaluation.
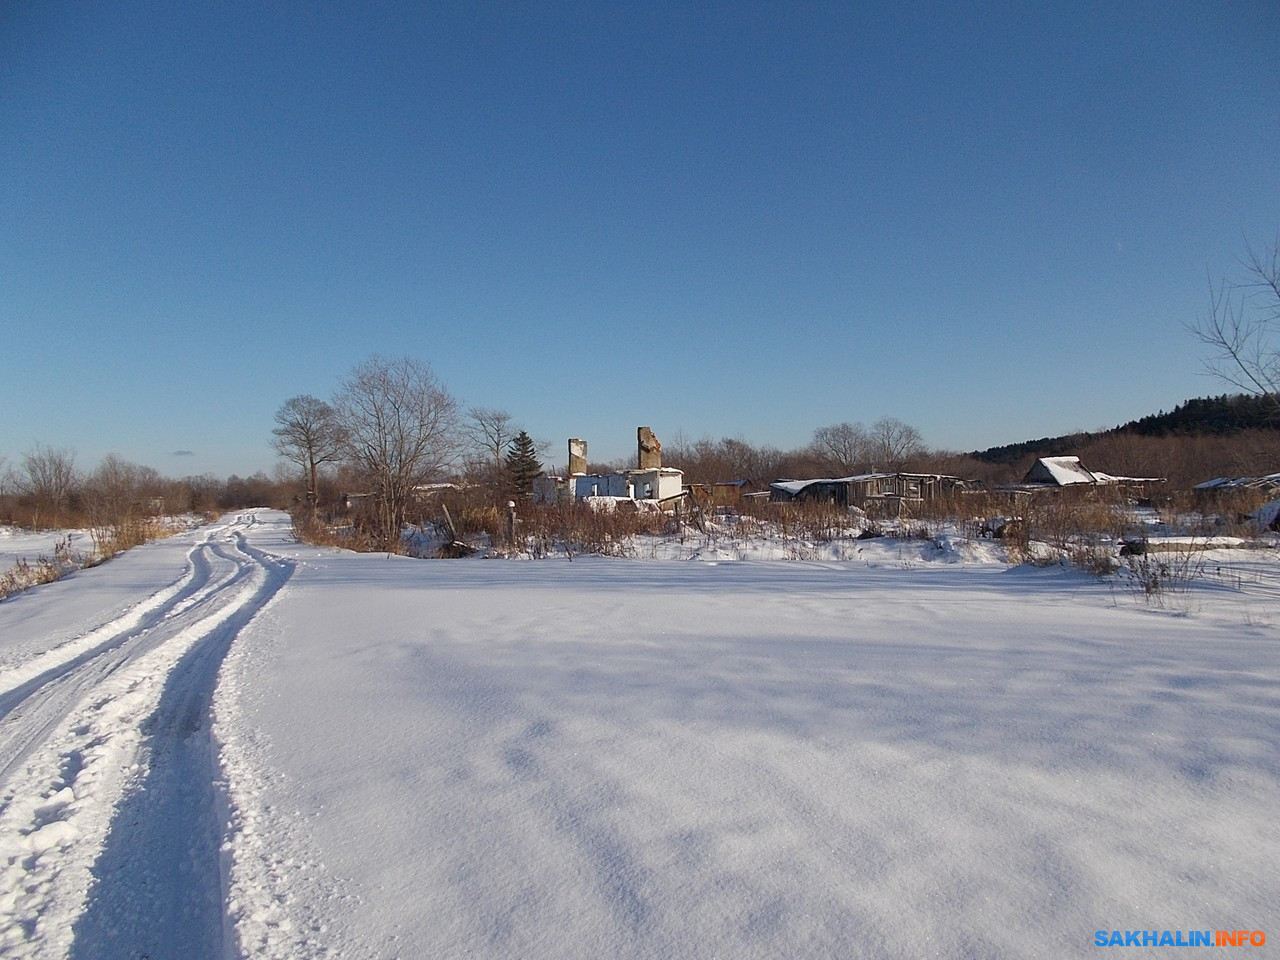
[1,510,1277,959]
[0,528,95,569]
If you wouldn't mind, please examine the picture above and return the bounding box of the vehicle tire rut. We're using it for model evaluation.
[0,514,294,958]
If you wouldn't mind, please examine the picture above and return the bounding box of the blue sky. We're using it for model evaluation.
[2,1,1277,476]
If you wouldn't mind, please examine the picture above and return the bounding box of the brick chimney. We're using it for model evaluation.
[568,438,588,475]
[637,426,662,469]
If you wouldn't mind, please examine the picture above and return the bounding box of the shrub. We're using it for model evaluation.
[0,535,85,600]
[1119,538,1208,607]
[511,500,673,558]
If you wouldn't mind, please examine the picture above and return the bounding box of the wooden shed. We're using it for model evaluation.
[769,472,968,513]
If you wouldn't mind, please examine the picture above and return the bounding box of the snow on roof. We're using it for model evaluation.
[1091,472,1167,484]
[1027,457,1097,485]
[1250,498,1280,528]
[770,479,811,496]
[1020,457,1164,486]
[769,475,890,495]
[1195,473,1280,491]
[770,473,964,497]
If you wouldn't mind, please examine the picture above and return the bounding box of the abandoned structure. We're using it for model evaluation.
[1009,456,1165,490]
[571,467,684,502]
[339,482,462,515]
[768,472,968,513]
[1022,456,1101,485]
[1193,472,1280,515]
[568,438,588,476]
[1194,473,1280,496]
[533,427,685,507]
[685,479,766,507]
[637,426,662,469]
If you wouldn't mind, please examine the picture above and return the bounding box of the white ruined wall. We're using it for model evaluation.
[571,469,681,502]
[574,475,602,499]
[628,468,683,501]
[574,474,631,499]
[655,468,683,501]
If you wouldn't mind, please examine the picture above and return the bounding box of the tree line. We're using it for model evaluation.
[0,445,295,540]
[11,366,1274,558]
[971,394,1280,466]
[275,352,1280,550]
[272,357,950,547]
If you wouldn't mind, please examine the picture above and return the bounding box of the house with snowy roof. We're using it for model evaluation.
[1005,456,1165,494]
[1022,456,1099,485]
[768,472,968,514]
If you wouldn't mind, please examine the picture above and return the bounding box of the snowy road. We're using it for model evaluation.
[0,514,292,959]
[1,510,1278,959]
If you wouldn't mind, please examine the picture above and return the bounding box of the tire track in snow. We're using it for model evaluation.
[0,527,225,705]
[0,516,293,958]
[0,541,238,795]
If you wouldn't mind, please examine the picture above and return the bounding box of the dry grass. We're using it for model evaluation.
[513,500,675,558]
[0,513,200,602]
[736,499,869,542]
[0,535,83,600]
[290,512,385,553]
[88,516,178,559]
[1119,542,1209,608]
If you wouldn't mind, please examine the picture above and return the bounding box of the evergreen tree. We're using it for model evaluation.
[504,431,542,500]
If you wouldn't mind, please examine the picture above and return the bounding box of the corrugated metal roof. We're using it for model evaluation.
[1194,472,1280,491]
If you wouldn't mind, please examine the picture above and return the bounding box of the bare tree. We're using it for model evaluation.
[178,473,223,515]
[462,406,517,492]
[461,407,552,492]
[720,438,787,482]
[666,436,788,484]
[333,356,461,548]
[1192,237,1280,403]
[866,417,926,471]
[811,422,869,474]
[86,454,143,523]
[20,445,78,528]
[464,407,517,466]
[272,394,344,516]
[83,454,165,552]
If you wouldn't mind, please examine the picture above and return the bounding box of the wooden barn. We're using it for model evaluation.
[768,472,968,514]
[1003,457,1166,498]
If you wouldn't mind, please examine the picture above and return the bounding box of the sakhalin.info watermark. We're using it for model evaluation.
[1095,930,1266,947]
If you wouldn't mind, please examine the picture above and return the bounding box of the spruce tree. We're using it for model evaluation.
[504,430,542,500]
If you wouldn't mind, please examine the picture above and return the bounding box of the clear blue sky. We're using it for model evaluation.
[3,1,1277,476]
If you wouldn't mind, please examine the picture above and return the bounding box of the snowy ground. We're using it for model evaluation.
[0,519,203,597]
[0,511,1277,959]
[0,527,95,569]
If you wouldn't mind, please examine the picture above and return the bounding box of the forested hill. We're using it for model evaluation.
[970,394,1279,464]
